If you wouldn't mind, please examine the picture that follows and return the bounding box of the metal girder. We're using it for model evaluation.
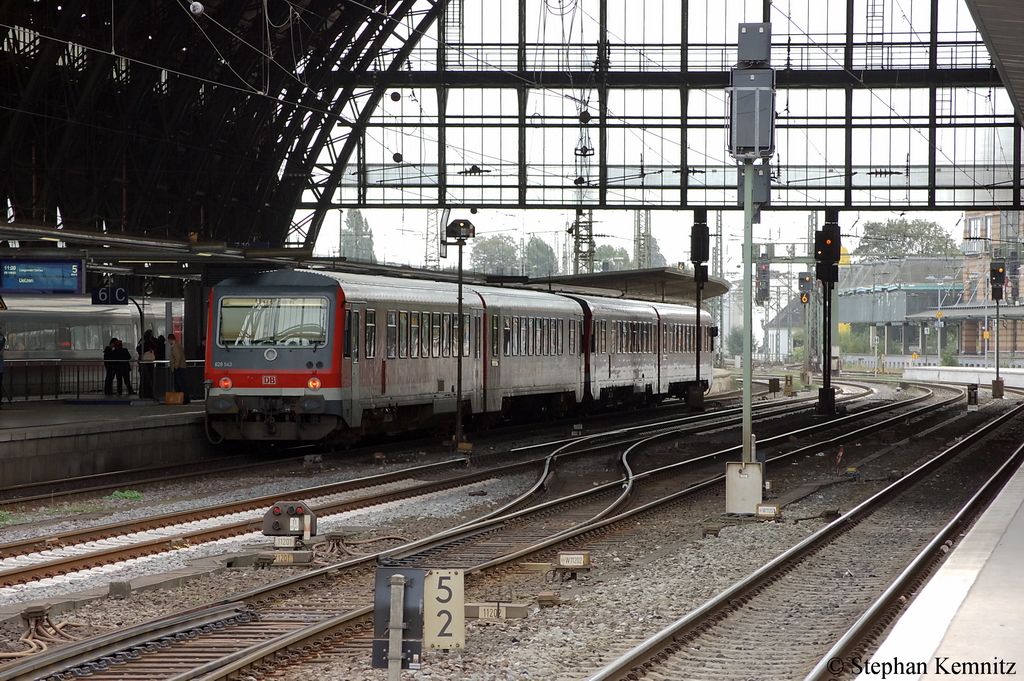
[322,67,1001,90]
[284,0,449,249]
[1,0,1021,254]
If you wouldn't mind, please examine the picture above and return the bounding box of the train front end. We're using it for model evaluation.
[205,270,342,442]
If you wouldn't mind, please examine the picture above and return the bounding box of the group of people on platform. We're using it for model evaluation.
[102,330,191,404]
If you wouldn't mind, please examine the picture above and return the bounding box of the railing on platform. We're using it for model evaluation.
[1,360,205,403]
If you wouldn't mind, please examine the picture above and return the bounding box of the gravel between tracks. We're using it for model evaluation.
[1,460,859,680]
[0,384,976,679]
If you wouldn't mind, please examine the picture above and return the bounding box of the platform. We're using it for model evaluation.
[0,398,212,489]
[855,459,1024,679]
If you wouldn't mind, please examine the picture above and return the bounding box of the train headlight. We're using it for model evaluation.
[219,377,232,390]
[307,377,321,390]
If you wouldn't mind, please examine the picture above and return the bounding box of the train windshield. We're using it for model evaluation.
[218,297,328,347]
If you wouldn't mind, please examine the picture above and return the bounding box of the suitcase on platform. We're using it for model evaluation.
[165,392,184,405]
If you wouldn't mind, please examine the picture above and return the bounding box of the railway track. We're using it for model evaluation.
[0,383,763,507]
[578,400,1024,681]
[0,385,871,590]
[0,380,970,680]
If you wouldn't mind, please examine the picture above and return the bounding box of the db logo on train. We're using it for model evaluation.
[262,376,277,385]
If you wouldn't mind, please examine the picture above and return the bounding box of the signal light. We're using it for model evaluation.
[800,292,810,304]
[307,377,322,390]
[815,226,841,262]
[991,263,1006,286]
[219,377,232,389]
[272,506,282,515]
[755,255,770,304]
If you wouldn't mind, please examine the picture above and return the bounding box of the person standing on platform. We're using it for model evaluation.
[168,333,190,404]
[103,337,118,394]
[112,340,134,395]
[138,330,156,398]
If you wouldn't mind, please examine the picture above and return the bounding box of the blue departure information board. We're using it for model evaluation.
[0,260,83,294]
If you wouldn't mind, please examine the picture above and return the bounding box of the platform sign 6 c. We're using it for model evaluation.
[423,569,464,650]
[91,287,129,305]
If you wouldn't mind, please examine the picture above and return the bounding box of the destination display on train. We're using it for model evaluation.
[0,259,83,294]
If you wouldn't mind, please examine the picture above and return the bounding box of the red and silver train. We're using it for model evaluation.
[204,269,715,444]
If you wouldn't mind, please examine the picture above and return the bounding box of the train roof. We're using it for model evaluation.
[648,301,714,324]
[212,268,708,318]
[214,268,341,289]
[564,294,668,316]
[0,294,140,318]
[469,285,583,314]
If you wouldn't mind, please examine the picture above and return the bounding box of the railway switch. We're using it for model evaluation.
[263,501,318,539]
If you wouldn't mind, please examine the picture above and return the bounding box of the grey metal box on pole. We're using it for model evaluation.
[728,69,775,159]
[737,23,771,62]
[737,163,772,205]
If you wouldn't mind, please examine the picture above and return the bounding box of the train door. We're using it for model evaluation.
[484,308,503,412]
[343,302,365,428]
[471,307,484,413]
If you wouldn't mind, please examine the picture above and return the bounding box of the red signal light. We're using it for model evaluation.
[272,506,281,515]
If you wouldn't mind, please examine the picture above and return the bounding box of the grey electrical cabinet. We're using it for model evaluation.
[728,68,775,159]
[738,23,771,62]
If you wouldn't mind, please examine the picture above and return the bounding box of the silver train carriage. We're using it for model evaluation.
[0,294,183,361]
[204,269,715,443]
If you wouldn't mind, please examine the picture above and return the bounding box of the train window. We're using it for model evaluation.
[398,311,409,358]
[365,310,376,359]
[431,312,441,357]
[344,310,352,359]
[410,312,420,358]
[491,315,500,357]
[568,318,575,355]
[219,297,328,347]
[386,310,397,359]
[556,319,563,355]
[420,311,429,357]
[474,315,481,358]
[441,313,451,357]
[512,317,520,356]
[520,317,527,356]
[503,316,512,356]
[351,311,359,361]
[463,314,471,357]
[526,318,533,356]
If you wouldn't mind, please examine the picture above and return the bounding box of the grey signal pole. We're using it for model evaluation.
[445,219,475,450]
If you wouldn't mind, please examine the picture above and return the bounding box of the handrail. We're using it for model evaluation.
[0,360,204,402]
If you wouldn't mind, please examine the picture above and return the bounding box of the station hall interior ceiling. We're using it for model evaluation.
[965,0,1024,124]
[1,0,1021,257]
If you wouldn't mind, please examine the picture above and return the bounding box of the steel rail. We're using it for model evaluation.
[804,435,1024,680]
[583,400,1024,681]
[0,383,942,680]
